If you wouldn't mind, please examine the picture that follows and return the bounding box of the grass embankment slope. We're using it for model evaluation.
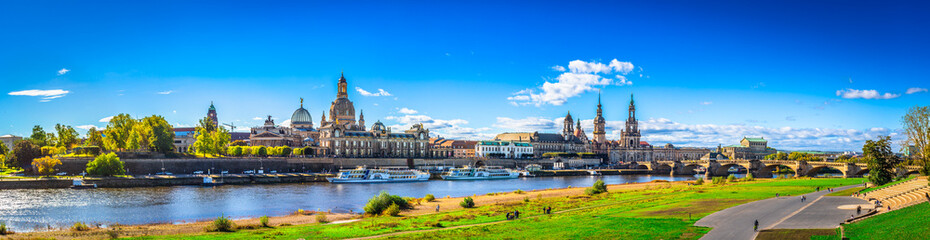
[123,178,862,240]
[843,202,930,239]
[860,175,915,194]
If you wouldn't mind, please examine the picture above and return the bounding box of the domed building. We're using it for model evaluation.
[291,98,314,131]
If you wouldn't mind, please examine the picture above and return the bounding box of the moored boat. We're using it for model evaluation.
[441,166,519,180]
[203,176,224,187]
[71,179,97,189]
[327,167,430,183]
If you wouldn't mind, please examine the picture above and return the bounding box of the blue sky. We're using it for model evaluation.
[1,0,928,151]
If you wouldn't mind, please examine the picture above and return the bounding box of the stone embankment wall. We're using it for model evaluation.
[0,174,332,189]
[56,157,569,175]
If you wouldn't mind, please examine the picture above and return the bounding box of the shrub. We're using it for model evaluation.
[585,179,608,195]
[227,146,243,157]
[727,175,737,182]
[694,178,704,185]
[514,189,525,194]
[71,222,90,231]
[0,222,11,235]
[210,215,235,232]
[745,172,755,181]
[256,146,268,157]
[86,152,126,176]
[278,146,292,157]
[364,191,411,215]
[712,176,725,185]
[259,216,270,228]
[241,146,252,156]
[302,147,314,156]
[460,197,475,208]
[315,213,328,223]
[424,194,436,202]
[383,203,401,216]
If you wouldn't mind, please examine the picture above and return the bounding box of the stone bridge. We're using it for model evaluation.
[630,159,922,178]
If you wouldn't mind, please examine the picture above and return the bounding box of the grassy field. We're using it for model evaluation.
[842,202,930,239]
[756,229,838,240]
[826,186,865,196]
[122,178,863,240]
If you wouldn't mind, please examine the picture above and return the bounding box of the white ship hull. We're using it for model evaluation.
[441,173,519,180]
[327,176,430,183]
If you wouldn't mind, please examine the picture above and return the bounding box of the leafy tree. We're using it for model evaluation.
[85,127,105,150]
[32,156,62,176]
[255,146,268,157]
[86,152,126,176]
[30,125,49,146]
[103,114,137,151]
[585,179,608,195]
[459,197,475,208]
[902,106,930,175]
[227,146,243,156]
[788,152,809,161]
[279,146,292,156]
[55,124,79,150]
[142,115,175,153]
[764,152,788,160]
[191,117,230,156]
[0,141,8,157]
[864,136,897,186]
[11,140,42,170]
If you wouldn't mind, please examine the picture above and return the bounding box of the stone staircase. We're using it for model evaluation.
[860,176,929,211]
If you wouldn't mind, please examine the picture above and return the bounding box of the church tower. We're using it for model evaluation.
[329,72,357,128]
[562,111,574,140]
[207,101,218,127]
[620,94,641,148]
[358,110,366,131]
[593,92,607,142]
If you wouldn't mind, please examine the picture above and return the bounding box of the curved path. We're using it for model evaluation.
[695,185,871,240]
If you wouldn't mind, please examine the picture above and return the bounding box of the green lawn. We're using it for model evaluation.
[124,178,864,240]
[756,229,838,240]
[826,186,865,196]
[843,202,930,239]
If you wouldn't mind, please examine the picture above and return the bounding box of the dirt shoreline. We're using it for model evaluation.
[6,179,690,240]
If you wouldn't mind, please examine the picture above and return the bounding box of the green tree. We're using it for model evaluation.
[788,152,810,161]
[585,179,608,195]
[142,115,175,153]
[191,117,230,156]
[11,140,42,170]
[364,191,411,215]
[85,127,105,150]
[864,136,897,185]
[459,197,475,208]
[229,140,247,146]
[55,124,79,150]
[255,146,268,157]
[103,114,137,151]
[32,156,62,176]
[30,125,49,146]
[902,106,930,175]
[86,152,126,176]
[0,141,8,157]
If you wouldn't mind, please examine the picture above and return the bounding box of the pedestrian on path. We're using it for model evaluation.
[436,205,440,212]
[753,220,759,232]
[514,210,520,219]
[506,212,512,220]
[547,206,552,214]
[857,206,862,215]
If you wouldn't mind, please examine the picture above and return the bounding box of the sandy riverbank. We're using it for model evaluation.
[5,179,690,240]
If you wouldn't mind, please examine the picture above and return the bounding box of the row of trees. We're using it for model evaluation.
[102,114,175,153]
[763,152,823,161]
[226,146,314,157]
[189,117,230,156]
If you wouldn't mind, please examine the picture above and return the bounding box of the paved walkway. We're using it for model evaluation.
[695,185,869,240]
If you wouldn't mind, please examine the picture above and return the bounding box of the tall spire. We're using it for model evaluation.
[337,72,348,98]
[300,97,304,108]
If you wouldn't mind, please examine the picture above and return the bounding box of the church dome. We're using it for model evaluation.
[291,107,313,125]
[371,120,385,131]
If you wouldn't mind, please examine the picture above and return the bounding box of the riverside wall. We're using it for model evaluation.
[55,157,571,175]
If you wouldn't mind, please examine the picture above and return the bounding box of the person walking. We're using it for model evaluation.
[754,220,759,232]
[547,206,552,214]
[857,205,862,215]
[506,212,512,220]
[514,210,520,219]
[436,205,440,212]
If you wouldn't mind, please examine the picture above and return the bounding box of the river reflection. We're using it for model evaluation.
[0,174,695,232]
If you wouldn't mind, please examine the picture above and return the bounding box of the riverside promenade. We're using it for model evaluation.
[696,185,871,240]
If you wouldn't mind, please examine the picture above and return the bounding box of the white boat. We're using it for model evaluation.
[327,167,430,183]
[203,176,223,187]
[587,170,602,176]
[441,166,519,180]
[71,179,97,189]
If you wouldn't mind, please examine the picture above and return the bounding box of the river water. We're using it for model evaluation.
[0,174,695,232]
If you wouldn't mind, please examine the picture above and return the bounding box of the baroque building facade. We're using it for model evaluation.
[316,73,431,158]
[493,111,587,157]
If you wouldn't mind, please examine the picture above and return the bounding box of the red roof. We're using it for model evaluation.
[640,141,650,146]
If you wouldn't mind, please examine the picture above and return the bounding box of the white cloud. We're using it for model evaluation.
[700,101,713,105]
[510,59,635,106]
[157,90,173,95]
[75,125,101,130]
[493,117,561,131]
[906,87,928,94]
[281,119,292,127]
[356,87,392,97]
[385,114,492,140]
[551,65,566,72]
[836,89,900,99]
[57,68,70,75]
[99,116,114,122]
[252,117,263,120]
[398,108,418,114]
[8,89,70,102]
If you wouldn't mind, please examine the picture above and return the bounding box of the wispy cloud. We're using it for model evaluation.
[157,90,173,95]
[8,89,70,102]
[57,68,70,75]
[252,117,263,120]
[99,116,114,122]
[75,125,101,130]
[906,87,928,94]
[700,101,713,105]
[386,114,491,140]
[356,87,392,97]
[835,89,900,99]
[509,59,636,106]
[398,108,418,114]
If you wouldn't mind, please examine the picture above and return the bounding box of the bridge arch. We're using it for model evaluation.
[653,164,673,174]
[680,164,702,175]
[758,164,796,178]
[853,168,870,177]
[804,165,846,178]
[713,164,747,176]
